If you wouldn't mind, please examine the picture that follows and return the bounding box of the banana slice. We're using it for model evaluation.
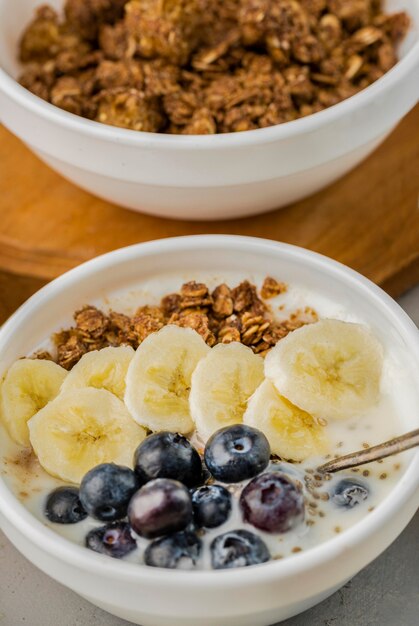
[0,359,67,447]
[265,319,383,421]
[28,388,146,483]
[61,346,134,400]
[125,325,211,434]
[244,380,328,461]
[189,342,264,441]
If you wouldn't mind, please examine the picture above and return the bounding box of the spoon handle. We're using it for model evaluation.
[317,428,419,474]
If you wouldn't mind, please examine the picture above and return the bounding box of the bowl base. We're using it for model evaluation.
[82,581,347,626]
[32,134,388,221]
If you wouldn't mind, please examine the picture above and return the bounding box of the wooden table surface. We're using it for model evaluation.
[0,105,418,322]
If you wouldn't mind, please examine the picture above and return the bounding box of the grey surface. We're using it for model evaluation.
[1,288,418,626]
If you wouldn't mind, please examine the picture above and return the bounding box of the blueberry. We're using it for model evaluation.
[204,425,270,483]
[144,530,202,569]
[191,485,232,528]
[331,479,369,508]
[128,478,193,539]
[240,472,305,533]
[86,521,137,559]
[79,463,141,521]
[210,529,270,569]
[45,486,87,524]
[134,432,203,487]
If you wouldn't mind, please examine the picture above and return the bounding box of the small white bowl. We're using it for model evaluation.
[0,1,418,220]
[0,235,418,626]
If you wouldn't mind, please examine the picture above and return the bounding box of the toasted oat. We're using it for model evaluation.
[179,281,213,309]
[161,292,182,316]
[231,280,266,316]
[51,276,318,369]
[95,58,144,90]
[108,310,132,334]
[19,6,66,62]
[125,0,203,65]
[94,87,164,131]
[260,277,288,299]
[212,284,234,319]
[106,310,134,345]
[51,76,84,115]
[17,0,409,134]
[99,21,135,60]
[64,0,128,41]
[218,313,242,344]
[55,330,87,369]
[131,309,165,344]
[241,312,271,346]
[219,325,241,344]
[169,310,216,346]
[75,305,108,338]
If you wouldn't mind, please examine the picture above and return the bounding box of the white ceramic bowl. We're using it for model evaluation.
[0,2,419,220]
[0,235,418,626]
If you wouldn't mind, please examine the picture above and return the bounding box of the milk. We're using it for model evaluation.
[0,272,416,568]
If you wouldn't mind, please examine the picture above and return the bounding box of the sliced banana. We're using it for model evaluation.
[244,380,328,461]
[265,319,383,421]
[61,346,134,400]
[125,325,210,434]
[28,388,146,483]
[0,359,67,447]
[189,342,264,441]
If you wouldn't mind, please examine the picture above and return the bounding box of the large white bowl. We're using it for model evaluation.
[0,1,418,220]
[0,235,419,626]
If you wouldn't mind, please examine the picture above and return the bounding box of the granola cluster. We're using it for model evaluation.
[46,276,318,369]
[18,0,409,133]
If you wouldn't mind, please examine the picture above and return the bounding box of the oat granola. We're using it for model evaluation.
[49,276,319,369]
[18,0,410,134]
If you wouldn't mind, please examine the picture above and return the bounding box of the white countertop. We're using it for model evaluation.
[1,287,418,626]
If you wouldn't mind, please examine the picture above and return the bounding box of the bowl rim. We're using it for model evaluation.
[0,28,418,150]
[0,235,419,588]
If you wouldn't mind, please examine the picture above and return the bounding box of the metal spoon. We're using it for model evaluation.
[317,429,419,474]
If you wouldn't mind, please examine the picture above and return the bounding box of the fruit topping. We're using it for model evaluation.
[128,478,192,538]
[45,486,87,524]
[204,424,270,483]
[210,529,270,569]
[61,345,134,400]
[79,463,141,521]
[86,521,137,559]
[1,358,67,447]
[244,380,328,461]
[144,530,202,569]
[240,472,305,533]
[28,387,146,483]
[189,343,264,441]
[265,319,383,422]
[331,479,370,509]
[134,432,202,488]
[125,325,210,434]
[191,485,232,528]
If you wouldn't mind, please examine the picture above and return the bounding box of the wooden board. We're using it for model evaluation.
[0,105,418,323]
